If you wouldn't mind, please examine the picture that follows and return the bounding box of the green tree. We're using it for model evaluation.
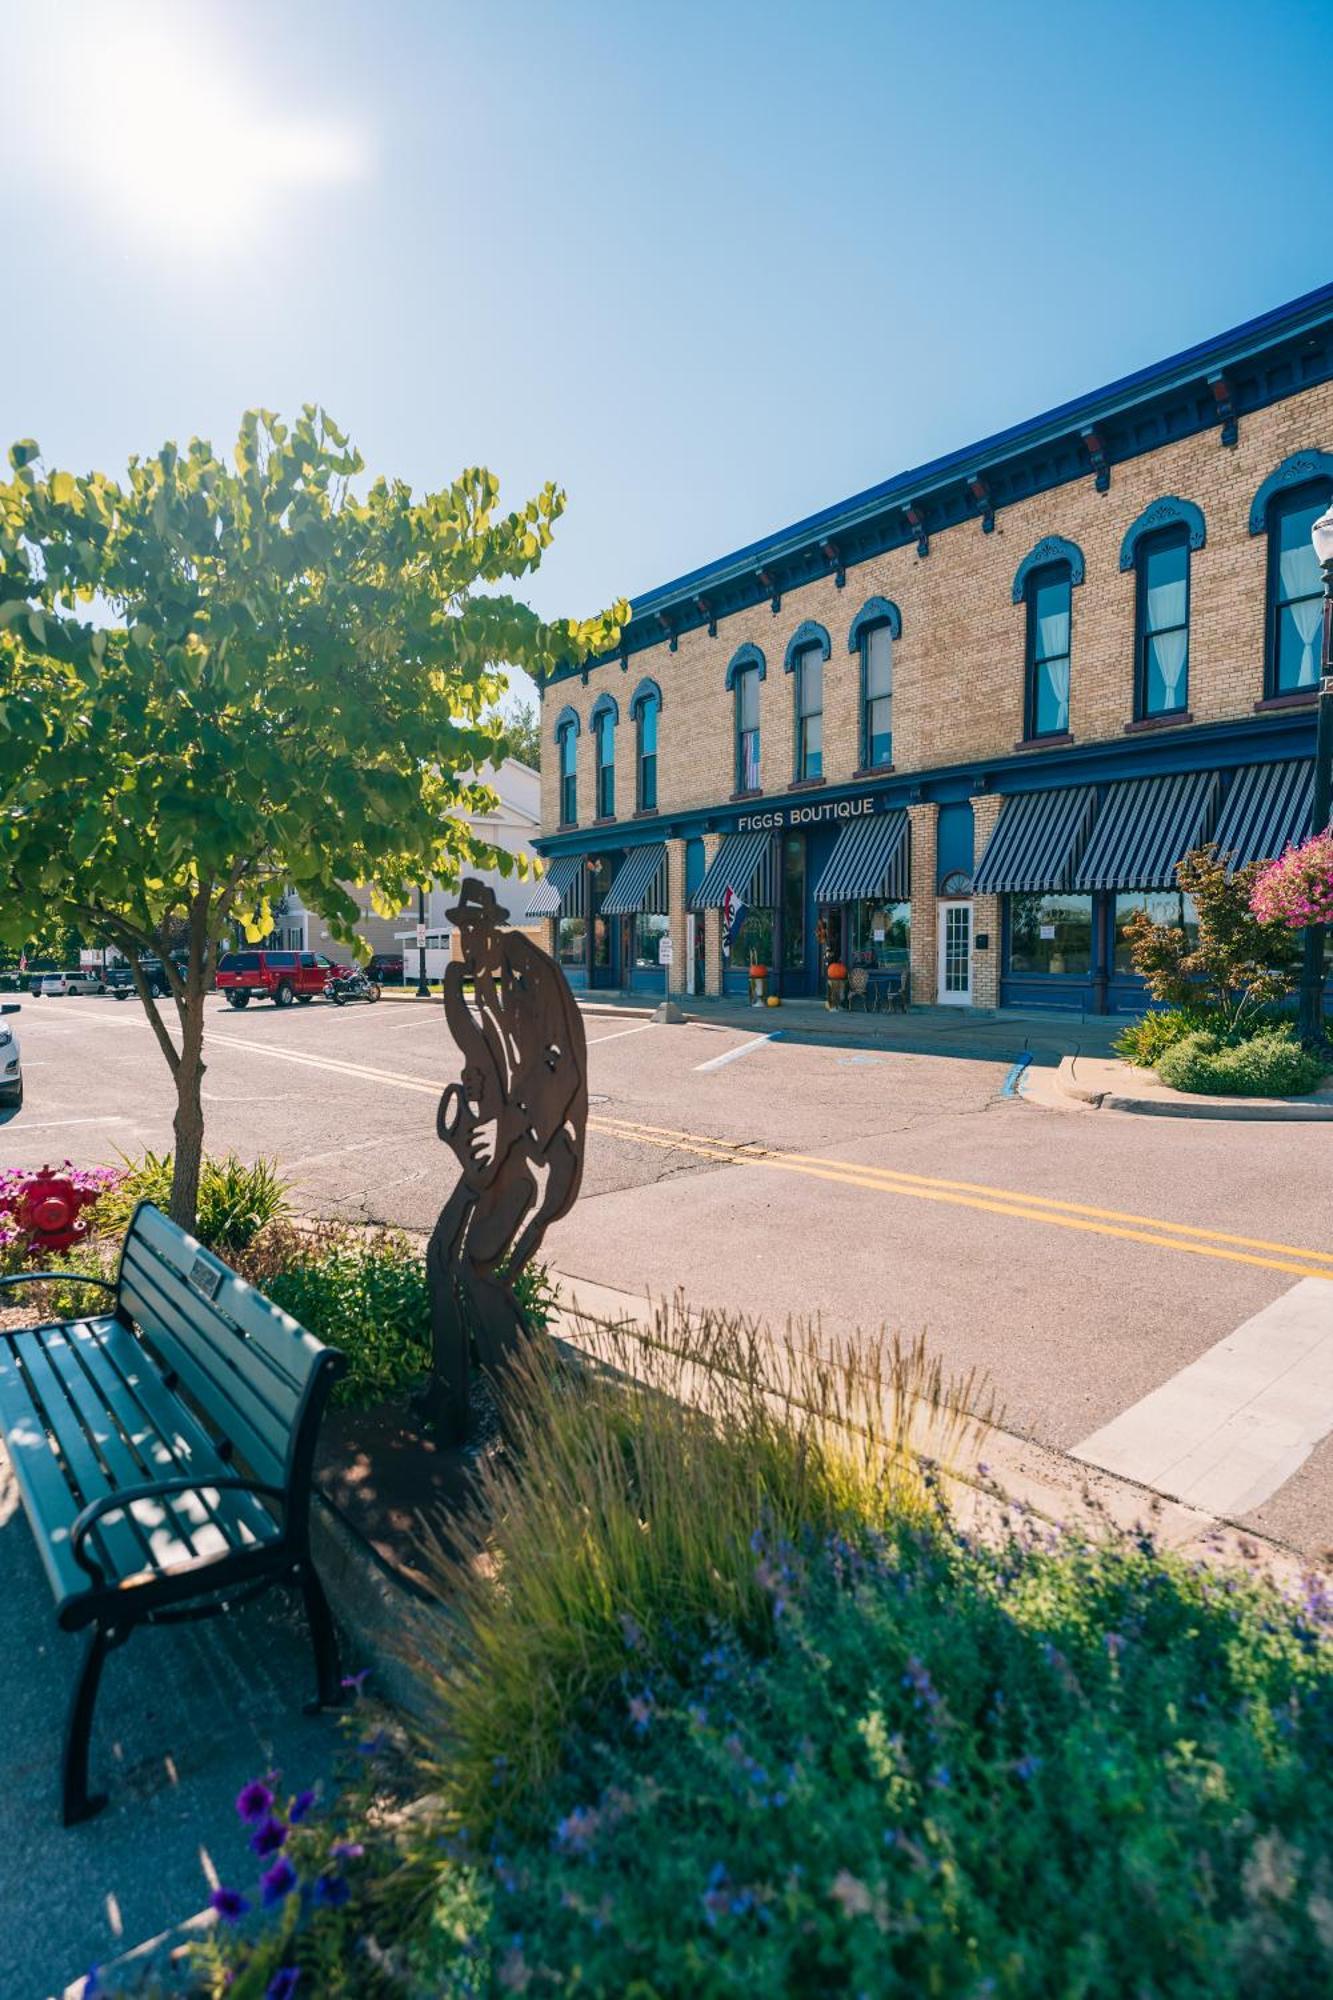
[0,410,623,1225]
[494,694,541,770]
[1122,844,1301,1033]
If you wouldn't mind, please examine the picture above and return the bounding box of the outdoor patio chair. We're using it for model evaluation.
[847,968,871,1012]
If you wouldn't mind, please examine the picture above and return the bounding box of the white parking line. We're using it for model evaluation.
[694,1032,782,1073]
[1072,1278,1333,1517]
[1,1115,131,1131]
[586,1023,657,1046]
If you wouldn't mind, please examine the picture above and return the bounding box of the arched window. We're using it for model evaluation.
[630,678,661,812]
[554,706,580,827]
[590,694,618,820]
[1264,478,1332,696]
[1134,529,1191,718]
[848,598,900,772]
[726,644,766,793]
[1023,563,1073,739]
[784,621,830,782]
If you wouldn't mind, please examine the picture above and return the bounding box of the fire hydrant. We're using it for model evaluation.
[11,1166,98,1256]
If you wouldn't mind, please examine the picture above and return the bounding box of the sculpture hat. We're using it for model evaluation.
[446,876,510,927]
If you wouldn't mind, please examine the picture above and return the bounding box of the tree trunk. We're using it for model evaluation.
[168,907,210,1231]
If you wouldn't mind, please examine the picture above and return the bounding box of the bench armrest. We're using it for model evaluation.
[0,1271,117,1295]
[71,1475,288,1586]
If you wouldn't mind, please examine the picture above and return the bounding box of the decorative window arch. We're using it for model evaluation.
[1119,496,1205,573]
[1252,453,1333,695]
[1248,450,1333,536]
[589,694,618,820]
[1011,536,1085,605]
[724,642,766,689]
[782,619,831,674]
[629,679,661,812]
[847,597,902,652]
[554,707,580,826]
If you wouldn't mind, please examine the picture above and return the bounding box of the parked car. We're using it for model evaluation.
[366,953,405,986]
[215,949,334,1009]
[106,957,185,1000]
[39,968,108,997]
[0,1002,21,1107]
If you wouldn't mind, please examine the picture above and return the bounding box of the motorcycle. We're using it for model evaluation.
[327,966,381,1006]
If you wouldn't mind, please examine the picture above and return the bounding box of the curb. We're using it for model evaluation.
[1054,1055,1333,1122]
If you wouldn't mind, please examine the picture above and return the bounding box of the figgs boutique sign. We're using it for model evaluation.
[736,794,889,833]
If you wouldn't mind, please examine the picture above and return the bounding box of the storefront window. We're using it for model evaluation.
[588,856,615,969]
[557,917,585,967]
[781,833,805,971]
[1113,891,1198,975]
[848,899,910,969]
[634,912,670,968]
[1008,893,1093,976]
[731,908,772,968]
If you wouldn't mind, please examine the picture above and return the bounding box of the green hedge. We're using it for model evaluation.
[1156,1025,1328,1098]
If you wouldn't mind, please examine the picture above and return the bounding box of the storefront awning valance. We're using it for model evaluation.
[530,853,587,918]
[601,843,668,917]
[1072,771,1218,892]
[1213,760,1315,870]
[814,810,910,902]
[973,788,1098,895]
[691,830,773,910]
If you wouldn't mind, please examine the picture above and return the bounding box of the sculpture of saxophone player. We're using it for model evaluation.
[424,877,588,1443]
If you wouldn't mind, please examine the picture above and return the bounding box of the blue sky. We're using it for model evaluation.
[4,0,1330,702]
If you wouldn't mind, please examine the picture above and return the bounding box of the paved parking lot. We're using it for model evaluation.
[2,991,1331,1566]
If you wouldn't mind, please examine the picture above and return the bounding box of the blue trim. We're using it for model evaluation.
[1248,450,1333,534]
[725,642,766,689]
[783,620,831,672]
[629,675,662,717]
[1119,496,1206,572]
[1012,536,1085,604]
[589,692,619,726]
[847,596,902,650]
[553,704,581,739]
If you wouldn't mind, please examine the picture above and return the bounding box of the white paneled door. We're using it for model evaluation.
[937,901,972,1006]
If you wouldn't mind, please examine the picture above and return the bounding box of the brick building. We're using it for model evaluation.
[533,284,1332,1013]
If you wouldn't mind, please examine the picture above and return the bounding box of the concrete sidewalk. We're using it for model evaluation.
[0,1444,346,2000]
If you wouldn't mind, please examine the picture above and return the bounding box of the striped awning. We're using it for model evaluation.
[1213,760,1315,870]
[529,853,587,918]
[973,788,1098,894]
[601,843,668,917]
[814,810,910,902]
[1073,771,1218,892]
[692,830,774,910]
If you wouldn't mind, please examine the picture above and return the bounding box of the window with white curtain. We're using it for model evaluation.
[1025,566,1072,738]
[861,622,893,768]
[1268,485,1328,696]
[1136,531,1190,717]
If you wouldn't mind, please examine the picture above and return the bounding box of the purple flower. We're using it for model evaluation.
[249,1815,288,1857]
[81,1971,102,1999]
[267,1972,301,2000]
[627,1691,653,1734]
[1105,1631,1125,1662]
[1012,1754,1042,1783]
[313,1870,350,1909]
[260,1857,298,1907]
[554,1805,599,1855]
[235,1780,274,1824]
[340,1669,370,1694]
[331,1840,364,1862]
[289,1788,317,1824]
[209,1885,251,1923]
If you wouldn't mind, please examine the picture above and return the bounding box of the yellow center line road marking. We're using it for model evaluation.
[200,1035,1333,1283]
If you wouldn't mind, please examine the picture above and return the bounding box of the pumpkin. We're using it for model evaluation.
[747,964,769,978]
[826,962,847,980]
[766,994,781,1007]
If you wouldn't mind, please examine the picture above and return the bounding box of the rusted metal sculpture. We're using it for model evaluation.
[425,878,588,1443]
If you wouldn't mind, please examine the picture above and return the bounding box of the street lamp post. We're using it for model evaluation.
[1298,503,1333,1046]
[416,885,431,998]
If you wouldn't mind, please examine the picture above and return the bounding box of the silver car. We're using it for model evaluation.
[0,1003,21,1107]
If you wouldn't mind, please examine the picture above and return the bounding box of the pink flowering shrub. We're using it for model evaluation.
[1250,830,1333,930]
[0,1162,123,1269]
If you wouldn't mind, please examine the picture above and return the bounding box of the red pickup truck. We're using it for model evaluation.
[216,950,335,1009]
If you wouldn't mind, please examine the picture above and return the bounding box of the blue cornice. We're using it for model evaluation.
[725,641,766,688]
[783,619,831,672]
[1248,449,1333,533]
[534,708,1317,855]
[1119,497,1206,571]
[551,279,1333,687]
[848,596,902,649]
[1011,536,1086,604]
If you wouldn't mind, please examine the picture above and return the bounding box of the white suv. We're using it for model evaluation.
[38,968,107,997]
[0,1004,21,1107]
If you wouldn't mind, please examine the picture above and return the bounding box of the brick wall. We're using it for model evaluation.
[968,794,1005,1009]
[539,382,1333,835]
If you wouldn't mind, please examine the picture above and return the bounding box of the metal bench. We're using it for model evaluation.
[0,1201,345,1824]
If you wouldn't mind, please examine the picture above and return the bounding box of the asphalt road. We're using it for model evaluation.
[2,991,1332,1560]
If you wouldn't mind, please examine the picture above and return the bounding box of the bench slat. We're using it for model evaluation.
[122,1234,310,1414]
[7,1326,147,1583]
[38,1324,175,1571]
[129,1206,328,1389]
[0,1326,103,1606]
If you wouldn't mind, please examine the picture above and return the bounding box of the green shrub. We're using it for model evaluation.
[259,1229,432,1409]
[96,1148,290,1253]
[1112,1004,1218,1068]
[1157,1024,1329,1097]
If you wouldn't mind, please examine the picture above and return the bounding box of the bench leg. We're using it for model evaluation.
[300,1562,343,1712]
[63,1623,118,1825]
